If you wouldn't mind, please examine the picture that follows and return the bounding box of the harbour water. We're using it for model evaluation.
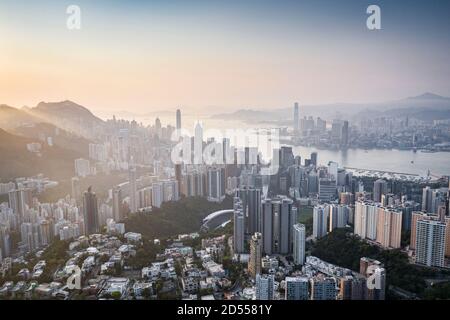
[290,146,450,178]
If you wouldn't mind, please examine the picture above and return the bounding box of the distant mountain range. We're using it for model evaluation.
[1,100,103,136]
[407,92,450,101]
[210,93,450,124]
[24,100,104,136]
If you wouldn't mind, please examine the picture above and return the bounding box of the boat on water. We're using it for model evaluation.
[421,150,438,153]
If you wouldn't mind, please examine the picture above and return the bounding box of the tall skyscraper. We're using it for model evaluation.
[176,108,181,130]
[313,205,328,239]
[288,164,305,195]
[301,116,315,133]
[422,186,433,212]
[360,257,386,300]
[318,178,337,202]
[310,276,337,300]
[376,207,402,248]
[183,170,206,197]
[285,276,309,300]
[39,220,53,246]
[447,180,450,217]
[280,146,295,168]
[373,179,388,203]
[293,102,299,133]
[415,219,446,267]
[354,201,379,240]
[152,182,163,208]
[328,204,350,232]
[194,122,203,165]
[20,222,39,252]
[293,224,306,265]
[129,167,137,213]
[261,197,297,255]
[83,186,99,235]
[138,187,152,210]
[339,276,353,300]
[8,188,32,222]
[162,180,179,202]
[248,232,262,278]
[331,119,343,144]
[71,177,81,203]
[445,216,450,258]
[222,137,233,164]
[175,163,183,196]
[410,211,437,250]
[308,170,319,194]
[327,161,339,182]
[421,187,447,214]
[410,211,450,258]
[316,117,327,132]
[233,199,245,254]
[255,274,274,300]
[207,167,225,202]
[154,117,162,138]
[112,186,123,222]
[430,188,447,214]
[235,187,262,238]
[401,201,421,231]
[341,120,349,147]
[310,152,318,168]
[339,275,368,300]
[0,225,11,259]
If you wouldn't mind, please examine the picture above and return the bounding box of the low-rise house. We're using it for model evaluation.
[184,267,205,278]
[124,232,142,243]
[165,246,193,257]
[24,281,38,298]
[109,252,123,266]
[82,255,96,272]
[181,277,199,293]
[0,281,14,296]
[69,241,81,251]
[133,281,153,298]
[86,247,99,255]
[33,260,46,273]
[11,281,27,298]
[200,277,216,291]
[262,256,279,271]
[17,268,30,280]
[203,261,225,278]
[118,244,136,258]
[32,269,43,279]
[101,262,116,274]
[101,277,130,299]
[35,283,54,297]
[160,267,177,280]
[142,266,160,281]
[52,288,70,300]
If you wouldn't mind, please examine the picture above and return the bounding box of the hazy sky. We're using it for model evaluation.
[1,0,450,114]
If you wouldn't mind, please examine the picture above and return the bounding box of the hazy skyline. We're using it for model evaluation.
[1,0,450,113]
